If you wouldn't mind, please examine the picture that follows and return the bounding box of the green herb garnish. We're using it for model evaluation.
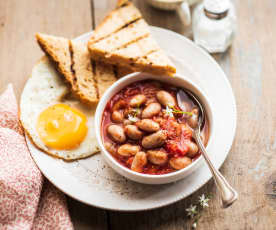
[164,105,193,117]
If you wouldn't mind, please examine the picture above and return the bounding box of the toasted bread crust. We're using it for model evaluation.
[36,33,75,85]
[88,46,176,76]
[131,50,176,76]
[70,40,99,105]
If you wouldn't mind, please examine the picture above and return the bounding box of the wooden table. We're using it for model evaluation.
[1,0,276,229]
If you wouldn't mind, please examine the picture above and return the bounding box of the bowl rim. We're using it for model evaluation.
[95,72,214,180]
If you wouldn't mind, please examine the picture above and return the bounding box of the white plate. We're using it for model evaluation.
[26,27,236,211]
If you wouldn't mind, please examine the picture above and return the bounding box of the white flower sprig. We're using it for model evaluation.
[199,194,210,208]
[163,105,193,118]
[127,107,140,122]
[164,105,174,118]
[186,193,211,229]
[186,205,198,218]
[128,114,138,122]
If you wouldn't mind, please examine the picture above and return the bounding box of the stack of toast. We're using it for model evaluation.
[36,0,176,106]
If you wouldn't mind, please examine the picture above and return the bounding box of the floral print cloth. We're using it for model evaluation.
[0,84,74,230]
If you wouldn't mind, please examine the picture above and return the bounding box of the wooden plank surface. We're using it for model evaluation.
[2,0,276,229]
[0,0,92,100]
[0,1,108,230]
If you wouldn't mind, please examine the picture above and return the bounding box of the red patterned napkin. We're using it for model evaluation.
[0,84,74,230]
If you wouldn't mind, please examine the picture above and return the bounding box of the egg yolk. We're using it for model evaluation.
[36,104,88,150]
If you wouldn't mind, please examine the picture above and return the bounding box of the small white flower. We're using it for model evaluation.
[128,114,138,122]
[164,106,174,118]
[186,204,197,218]
[192,222,197,229]
[199,194,210,208]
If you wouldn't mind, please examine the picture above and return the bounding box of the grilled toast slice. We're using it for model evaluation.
[36,33,74,85]
[89,2,142,44]
[36,33,101,104]
[88,2,176,76]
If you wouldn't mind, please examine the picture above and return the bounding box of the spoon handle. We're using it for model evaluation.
[194,129,238,208]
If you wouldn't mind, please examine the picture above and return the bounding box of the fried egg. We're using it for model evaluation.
[20,57,99,160]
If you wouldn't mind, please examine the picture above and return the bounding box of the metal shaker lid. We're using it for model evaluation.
[204,0,230,14]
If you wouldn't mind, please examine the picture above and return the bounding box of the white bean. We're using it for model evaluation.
[136,119,160,132]
[107,125,126,143]
[142,103,161,118]
[112,99,126,111]
[129,94,146,107]
[123,119,132,126]
[104,142,117,155]
[147,150,168,165]
[131,151,147,173]
[117,144,140,157]
[111,110,124,123]
[186,141,199,158]
[156,90,176,107]
[169,157,192,170]
[125,125,143,140]
[142,130,167,149]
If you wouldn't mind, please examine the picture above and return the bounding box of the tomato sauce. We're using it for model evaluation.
[101,80,209,175]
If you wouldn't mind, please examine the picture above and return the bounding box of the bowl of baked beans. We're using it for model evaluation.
[95,72,213,184]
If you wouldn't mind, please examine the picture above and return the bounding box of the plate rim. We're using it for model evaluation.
[26,26,237,211]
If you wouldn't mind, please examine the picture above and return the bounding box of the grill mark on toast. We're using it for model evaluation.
[95,36,158,66]
[120,17,141,30]
[130,49,176,75]
[135,50,163,64]
[92,17,142,45]
[140,49,158,59]
[109,33,150,53]
[69,41,77,90]
[89,2,142,44]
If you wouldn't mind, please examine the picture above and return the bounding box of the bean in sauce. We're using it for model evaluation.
[101,80,209,175]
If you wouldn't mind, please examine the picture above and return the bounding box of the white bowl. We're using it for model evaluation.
[95,72,213,184]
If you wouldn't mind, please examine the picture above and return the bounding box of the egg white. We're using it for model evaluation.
[20,57,99,160]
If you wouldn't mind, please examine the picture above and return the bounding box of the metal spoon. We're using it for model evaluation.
[177,90,238,208]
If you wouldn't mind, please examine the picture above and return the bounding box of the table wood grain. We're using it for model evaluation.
[1,0,276,229]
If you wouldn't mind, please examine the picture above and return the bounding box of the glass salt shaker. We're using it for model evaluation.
[192,0,236,53]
